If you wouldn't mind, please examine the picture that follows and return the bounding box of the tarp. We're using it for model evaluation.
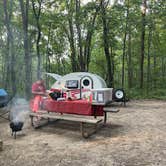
[30,96,103,116]
[41,99,103,116]
[0,89,7,96]
[0,89,8,108]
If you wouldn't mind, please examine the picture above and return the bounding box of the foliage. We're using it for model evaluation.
[0,0,165,99]
[127,88,166,100]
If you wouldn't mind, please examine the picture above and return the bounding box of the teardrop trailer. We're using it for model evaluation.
[29,72,126,138]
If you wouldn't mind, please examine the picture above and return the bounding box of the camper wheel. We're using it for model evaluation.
[114,89,124,100]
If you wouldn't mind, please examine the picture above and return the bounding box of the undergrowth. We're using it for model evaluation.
[125,88,166,100]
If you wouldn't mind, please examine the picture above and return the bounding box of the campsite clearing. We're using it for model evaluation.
[0,100,166,166]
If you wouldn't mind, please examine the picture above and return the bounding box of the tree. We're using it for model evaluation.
[0,0,165,99]
[140,0,147,89]
[101,0,113,87]
[19,0,31,99]
[66,0,77,72]
[3,0,16,95]
[121,0,130,88]
[65,0,101,72]
[31,0,43,79]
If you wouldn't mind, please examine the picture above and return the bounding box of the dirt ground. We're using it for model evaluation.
[0,100,166,166]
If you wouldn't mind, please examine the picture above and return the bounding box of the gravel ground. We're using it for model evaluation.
[0,100,166,166]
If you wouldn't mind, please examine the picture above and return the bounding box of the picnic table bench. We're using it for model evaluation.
[29,111,103,138]
[29,107,120,138]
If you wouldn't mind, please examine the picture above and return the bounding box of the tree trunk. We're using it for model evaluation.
[140,0,146,89]
[3,0,16,95]
[161,56,165,85]
[121,0,130,89]
[3,0,10,90]
[110,45,114,87]
[19,0,31,99]
[84,10,98,71]
[147,25,152,92]
[45,22,52,87]
[101,0,113,87]
[46,22,52,72]
[66,0,77,72]
[128,22,132,89]
[122,35,126,89]
[31,0,42,79]
[68,17,77,72]
[153,48,156,88]
[75,0,84,71]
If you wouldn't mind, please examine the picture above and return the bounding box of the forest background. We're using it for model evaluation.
[0,0,165,99]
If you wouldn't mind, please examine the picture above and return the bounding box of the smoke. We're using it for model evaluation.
[9,98,30,123]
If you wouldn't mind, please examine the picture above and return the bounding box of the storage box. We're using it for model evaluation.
[92,88,113,105]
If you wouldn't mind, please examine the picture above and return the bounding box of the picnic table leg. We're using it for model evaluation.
[30,116,34,127]
[47,111,50,123]
[80,122,84,137]
[0,140,3,151]
[104,111,107,124]
[80,122,100,138]
[93,106,97,119]
[80,122,88,138]
[94,109,97,119]
[30,115,40,128]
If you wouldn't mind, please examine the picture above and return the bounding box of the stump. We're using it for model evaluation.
[0,139,3,151]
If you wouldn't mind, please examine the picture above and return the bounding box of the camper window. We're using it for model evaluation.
[65,80,78,89]
[83,79,90,86]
